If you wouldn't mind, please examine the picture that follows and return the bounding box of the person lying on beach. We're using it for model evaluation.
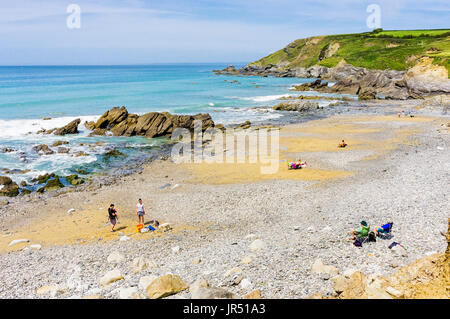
[108,204,118,232]
[137,198,145,224]
[338,140,347,148]
[376,221,393,236]
[349,220,370,240]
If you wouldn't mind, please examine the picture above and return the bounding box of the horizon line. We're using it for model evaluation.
[0,62,249,67]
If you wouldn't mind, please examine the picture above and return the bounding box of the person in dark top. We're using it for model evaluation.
[108,204,118,232]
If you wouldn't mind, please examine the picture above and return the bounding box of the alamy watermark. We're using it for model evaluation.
[366,4,381,29]
[67,4,81,29]
[170,121,280,175]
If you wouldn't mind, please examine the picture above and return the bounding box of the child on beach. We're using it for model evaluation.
[348,220,370,240]
[338,140,347,148]
[108,204,118,232]
[137,198,145,224]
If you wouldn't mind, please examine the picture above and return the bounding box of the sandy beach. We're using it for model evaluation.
[0,103,449,299]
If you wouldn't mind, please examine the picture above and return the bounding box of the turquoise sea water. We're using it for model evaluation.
[0,63,327,188]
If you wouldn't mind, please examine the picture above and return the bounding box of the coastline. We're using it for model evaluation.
[0,101,448,298]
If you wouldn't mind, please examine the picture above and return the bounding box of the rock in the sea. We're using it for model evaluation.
[104,149,126,158]
[99,269,124,286]
[52,140,69,147]
[107,251,125,263]
[89,106,215,138]
[51,118,81,136]
[146,274,188,299]
[57,147,70,154]
[33,173,56,184]
[32,144,54,155]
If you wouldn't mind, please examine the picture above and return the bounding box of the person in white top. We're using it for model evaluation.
[136,198,145,224]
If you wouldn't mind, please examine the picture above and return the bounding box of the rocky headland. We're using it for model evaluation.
[215,57,450,101]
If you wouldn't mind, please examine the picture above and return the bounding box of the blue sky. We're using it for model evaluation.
[0,0,448,65]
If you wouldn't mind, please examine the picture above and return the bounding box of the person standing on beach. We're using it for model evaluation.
[108,204,118,232]
[137,199,145,225]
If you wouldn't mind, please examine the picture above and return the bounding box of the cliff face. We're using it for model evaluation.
[248,30,450,74]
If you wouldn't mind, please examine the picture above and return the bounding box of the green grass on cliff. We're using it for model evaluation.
[251,29,450,74]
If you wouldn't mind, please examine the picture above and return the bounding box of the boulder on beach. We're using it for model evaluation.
[37,177,64,193]
[65,174,84,186]
[190,287,236,299]
[99,269,124,286]
[146,274,188,299]
[0,176,20,197]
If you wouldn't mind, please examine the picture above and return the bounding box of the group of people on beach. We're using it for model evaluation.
[107,199,158,232]
[348,220,393,245]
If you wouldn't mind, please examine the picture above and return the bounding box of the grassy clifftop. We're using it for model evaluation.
[251,29,450,73]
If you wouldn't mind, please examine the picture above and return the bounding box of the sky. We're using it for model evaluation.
[0,0,449,65]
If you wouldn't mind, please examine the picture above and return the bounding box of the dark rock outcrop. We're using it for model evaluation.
[32,144,54,155]
[214,59,449,100]
[0,176,20,197]
[32,173,57,184]
[65,174,84,186]
[37,177,64,193]
[291,79,329,91]
[52,118,81,135]
[88,107,215,138]
[273,101,319,112]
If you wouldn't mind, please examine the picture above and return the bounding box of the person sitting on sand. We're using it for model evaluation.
[349,220,370,240]
[338,140,347,148]
[108,204,118,232]
[137,198,145,224]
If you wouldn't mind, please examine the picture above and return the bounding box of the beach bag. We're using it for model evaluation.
[368,231,377,242]
[353,239,362,247]
[136,224,144,233]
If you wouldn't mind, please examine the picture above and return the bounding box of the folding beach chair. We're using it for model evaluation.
[377,223,393,240]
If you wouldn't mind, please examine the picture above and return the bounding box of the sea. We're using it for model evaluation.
[0,63,347,189]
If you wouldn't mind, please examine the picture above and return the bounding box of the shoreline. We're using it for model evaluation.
[0,101,448,298]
